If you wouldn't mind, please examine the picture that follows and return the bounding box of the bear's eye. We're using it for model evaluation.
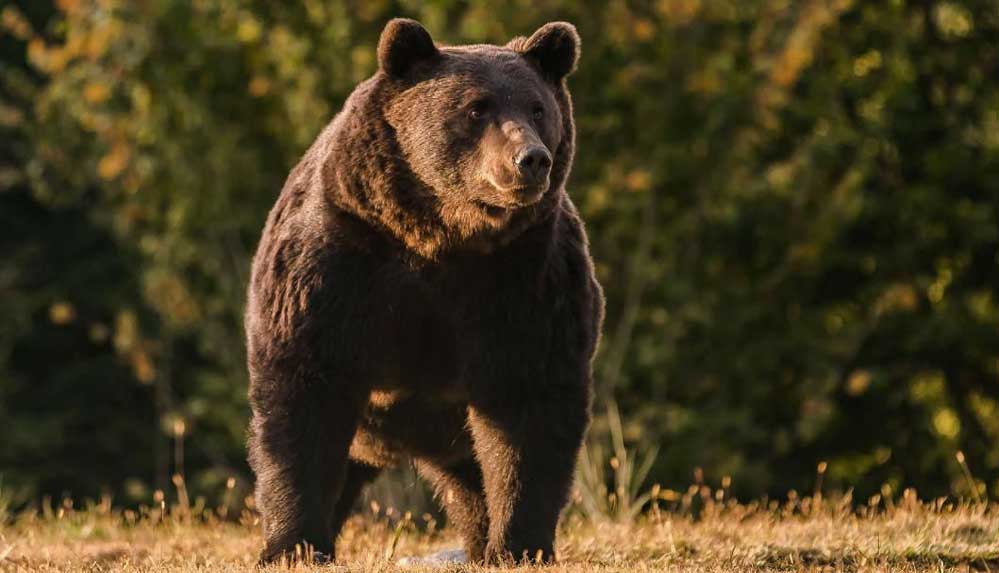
[468,101,489,120]
[532,104,545,120]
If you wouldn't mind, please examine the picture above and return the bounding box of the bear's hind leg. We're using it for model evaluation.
[416,458,489,562]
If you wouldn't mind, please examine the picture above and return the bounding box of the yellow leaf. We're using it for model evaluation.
[130,349,156,384]
[934,2,973,38]
[237,15,262,43]
[113,310,138,353]
[657,0,700,25]
[248,76,270,97]
[846,370,871,396]
[85,21,117,60]
[98,142,130,180]
[56,0,81,14]
[27,38,47,71]
[633,19,656,42]
[625,170,652,192]
[131,83,152,114]
[853,50,882,77]
[1,6,34,40]
[83,81,110,104]
[49,301,76,325]
[932,408,960,439]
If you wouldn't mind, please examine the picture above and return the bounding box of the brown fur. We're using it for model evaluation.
[245,19,603,565]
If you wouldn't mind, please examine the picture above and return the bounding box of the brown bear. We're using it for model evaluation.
[245,18,603,565]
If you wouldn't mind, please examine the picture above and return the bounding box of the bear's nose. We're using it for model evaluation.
[514,146,552,184]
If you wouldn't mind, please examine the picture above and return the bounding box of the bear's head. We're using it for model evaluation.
[332,19,579,255]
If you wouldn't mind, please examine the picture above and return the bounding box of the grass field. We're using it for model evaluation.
[2,488,999,572]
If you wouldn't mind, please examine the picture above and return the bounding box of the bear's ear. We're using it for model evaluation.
[515,22,580,82]
[378,18,440,78]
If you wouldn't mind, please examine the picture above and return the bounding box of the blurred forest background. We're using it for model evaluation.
[0,0,996,515]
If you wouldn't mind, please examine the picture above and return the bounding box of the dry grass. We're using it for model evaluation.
[2,490,998,572]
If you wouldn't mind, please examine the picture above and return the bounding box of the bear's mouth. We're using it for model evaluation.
[475,201,513,220]
[473,179,547,224]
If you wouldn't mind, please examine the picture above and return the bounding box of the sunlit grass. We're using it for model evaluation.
[2,484,998,572]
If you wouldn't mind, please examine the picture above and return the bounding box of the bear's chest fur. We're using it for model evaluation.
[346,249,556,467]
[359,247,548,399]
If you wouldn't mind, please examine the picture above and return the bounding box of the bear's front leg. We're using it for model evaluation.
[247,368,365,565]
[468,389,589,564]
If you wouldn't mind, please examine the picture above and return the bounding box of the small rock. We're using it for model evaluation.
[397,548,468,566]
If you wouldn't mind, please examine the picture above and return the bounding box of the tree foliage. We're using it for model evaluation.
[1,0,996,504]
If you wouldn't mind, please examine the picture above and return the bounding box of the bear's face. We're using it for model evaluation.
[377,20,579,234]
[385,54,564,227]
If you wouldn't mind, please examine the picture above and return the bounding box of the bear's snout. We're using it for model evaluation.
[514,145,552,185]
